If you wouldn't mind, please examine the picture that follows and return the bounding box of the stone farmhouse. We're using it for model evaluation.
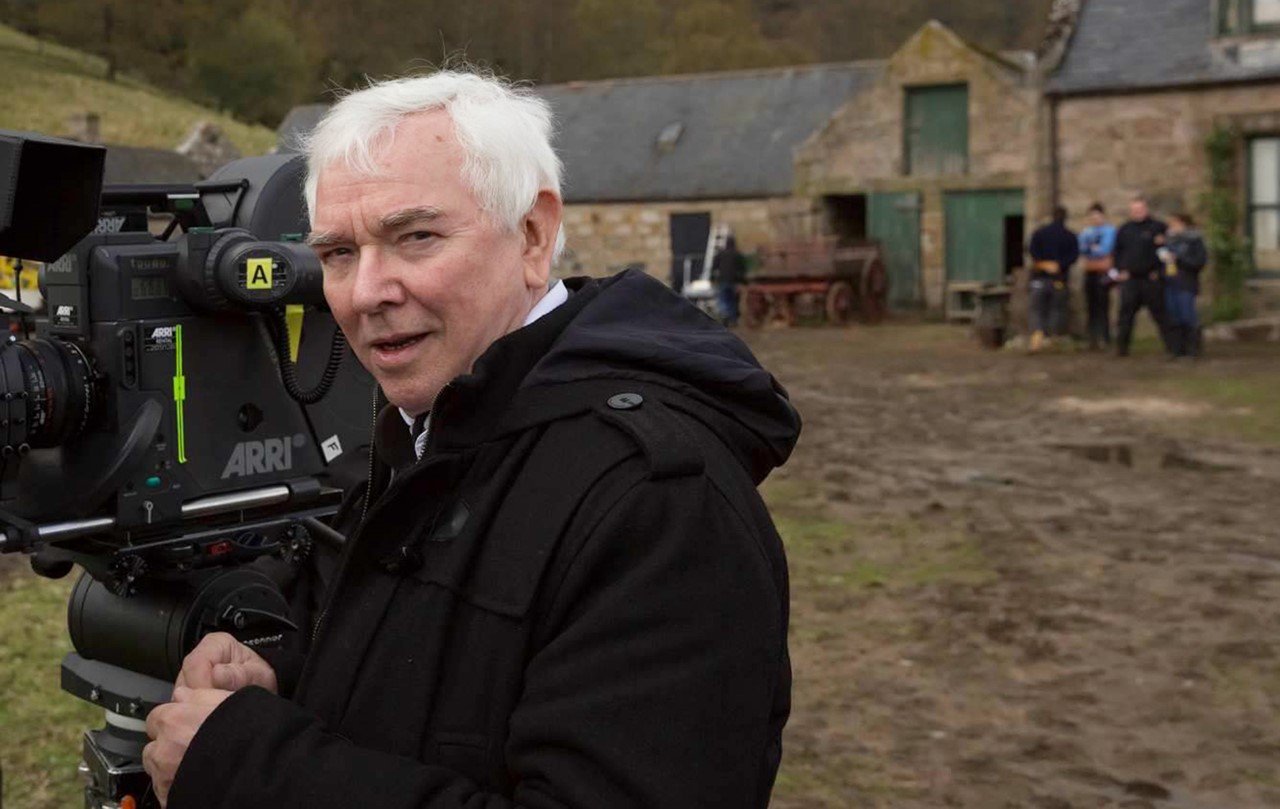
[1049,0,1280,313]
[277,0,1280,316]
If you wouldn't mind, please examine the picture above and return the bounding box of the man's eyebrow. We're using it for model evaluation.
[304,207,444,248]
[304,230,347,249]
[379,206,444,231]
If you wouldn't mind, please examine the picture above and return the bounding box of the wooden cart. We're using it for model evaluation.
[742,238,889,328]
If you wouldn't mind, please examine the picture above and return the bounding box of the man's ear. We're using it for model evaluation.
[522,189,563,290]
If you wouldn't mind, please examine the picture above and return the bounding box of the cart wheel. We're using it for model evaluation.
[742,288,768,328]
[860,259,889,324]
[824,281,854,326]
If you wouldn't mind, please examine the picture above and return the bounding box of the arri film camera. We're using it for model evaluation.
[0,131,373,809]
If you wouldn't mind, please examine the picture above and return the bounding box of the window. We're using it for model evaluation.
[1249,137,1280,272]
[1258,0,1280,25]
[904,84,968,176]
[1219,0,1280,34]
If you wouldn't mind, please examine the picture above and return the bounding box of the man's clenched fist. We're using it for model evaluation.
[176,632,277,693]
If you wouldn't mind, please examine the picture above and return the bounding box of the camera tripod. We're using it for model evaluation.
[3,483,343,809]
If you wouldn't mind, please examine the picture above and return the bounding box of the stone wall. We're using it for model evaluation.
[794,22,1040,311]
[1054,84,1280,224]
[557,197,796,282]
[1054,83,1280,312]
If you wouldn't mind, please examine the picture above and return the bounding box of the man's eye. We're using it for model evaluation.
[319,247,354,264]
[403,231,435,243]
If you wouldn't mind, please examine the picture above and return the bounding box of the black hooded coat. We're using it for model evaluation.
[167,270,801,809]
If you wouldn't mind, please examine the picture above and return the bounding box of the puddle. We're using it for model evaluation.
[1055,442,1136,466]
[1052,443,1243,473]
[1105,781,1240,809]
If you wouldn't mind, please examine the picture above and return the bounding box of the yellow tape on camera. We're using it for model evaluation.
[245,257,274,290]
[0,257,41,290]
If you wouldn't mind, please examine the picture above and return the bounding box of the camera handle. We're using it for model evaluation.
[0,480,336,553]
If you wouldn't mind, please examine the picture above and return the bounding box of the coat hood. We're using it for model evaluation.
[415,270,800,484]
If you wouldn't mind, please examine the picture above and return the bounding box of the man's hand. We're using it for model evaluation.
[176,632,277,693]
[144,686,232,807]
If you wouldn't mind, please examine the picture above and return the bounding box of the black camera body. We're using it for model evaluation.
[0,134,372,555]
[0,130,374,809]
[23,229,325,525]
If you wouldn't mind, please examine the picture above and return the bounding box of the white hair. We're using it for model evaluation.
[303,70,565,262]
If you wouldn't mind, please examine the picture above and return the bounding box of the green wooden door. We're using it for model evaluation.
[905,84,969,176]
[944,189,1025,284]
[868,191,921,309]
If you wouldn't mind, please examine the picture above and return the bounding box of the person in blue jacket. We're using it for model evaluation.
[1078,202,1117,350]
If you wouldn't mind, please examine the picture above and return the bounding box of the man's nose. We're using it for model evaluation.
[349,248,406,314]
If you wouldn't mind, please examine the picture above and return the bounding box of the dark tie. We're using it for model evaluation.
[410,412,428,441]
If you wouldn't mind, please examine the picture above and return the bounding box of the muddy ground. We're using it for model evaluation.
[750,324,1280,809]
[3,324,1277,809]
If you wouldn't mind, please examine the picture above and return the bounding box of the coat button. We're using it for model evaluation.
[607,393,644,410]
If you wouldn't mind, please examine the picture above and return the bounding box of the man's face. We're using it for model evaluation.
[1089,210,1105,227]
[311,111,551,415]
[1129,199,1149,221]
[1168,218,1185,235]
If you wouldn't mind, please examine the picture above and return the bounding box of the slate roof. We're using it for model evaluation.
[277,63,884,202]
[1050,0,1280,95]
[540,63,882,202]
[103,145,204,184]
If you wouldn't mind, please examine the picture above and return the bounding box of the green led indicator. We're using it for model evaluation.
[145,476,162,489]
[174,324,188,464]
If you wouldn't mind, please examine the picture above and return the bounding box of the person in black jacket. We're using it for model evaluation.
[1026,206,1080,352]
[710,234,748,326]
[1160,212,1209,358]
[141,70,799,809]
[1113,196,1170,357]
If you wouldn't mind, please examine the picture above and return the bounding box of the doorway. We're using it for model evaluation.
[669,211,711,292]
[823,194,868,242]
[1003,214,1025,279]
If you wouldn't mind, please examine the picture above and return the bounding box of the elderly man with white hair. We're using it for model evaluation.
[142,70,800,809]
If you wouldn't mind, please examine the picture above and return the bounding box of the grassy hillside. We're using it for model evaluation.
[0,23,276,154]
[757,0,1058,62]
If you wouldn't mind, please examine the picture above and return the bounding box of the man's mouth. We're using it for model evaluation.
[370,333,428,354]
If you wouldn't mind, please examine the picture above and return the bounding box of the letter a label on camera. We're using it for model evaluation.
[246,258,274,290]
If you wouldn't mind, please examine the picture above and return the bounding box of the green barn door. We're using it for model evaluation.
[906,84,969,176]
[868,191,922,309]
[944,190,1025,283]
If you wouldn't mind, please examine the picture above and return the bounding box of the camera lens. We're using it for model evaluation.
[0,338,96,448]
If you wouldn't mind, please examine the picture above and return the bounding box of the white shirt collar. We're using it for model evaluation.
[399,280,568,452]
[523,279,569,327]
